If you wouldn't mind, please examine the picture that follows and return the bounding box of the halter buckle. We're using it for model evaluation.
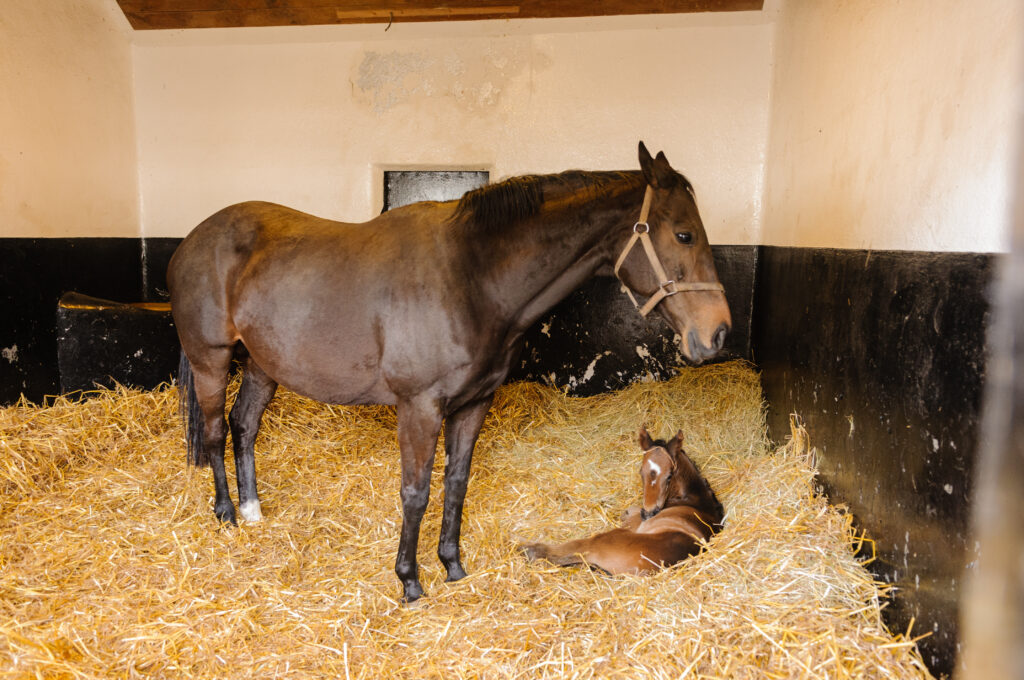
[633,221,649,234]
[659,280,678,297]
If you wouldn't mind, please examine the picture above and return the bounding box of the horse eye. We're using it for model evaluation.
[675,232,694,245]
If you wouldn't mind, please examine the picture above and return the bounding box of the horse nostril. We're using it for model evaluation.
[687,330,700,360]
[712,323,729,352]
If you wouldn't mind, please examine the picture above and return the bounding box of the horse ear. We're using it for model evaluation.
[638,426,654,450]
[638,142,677,189]
[667,430,684,456]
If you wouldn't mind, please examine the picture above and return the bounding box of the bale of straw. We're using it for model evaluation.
[0,362,933,678]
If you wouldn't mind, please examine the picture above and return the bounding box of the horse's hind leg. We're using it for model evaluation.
[229,357,278,523]
[188,347,237,524]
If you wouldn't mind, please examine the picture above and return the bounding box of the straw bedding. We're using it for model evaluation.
[0,361,932,679]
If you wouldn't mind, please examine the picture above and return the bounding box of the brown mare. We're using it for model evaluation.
[167,142,731,602]
[521,428,724,574]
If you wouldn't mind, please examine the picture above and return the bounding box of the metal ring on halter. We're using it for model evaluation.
[659,280,678,296]
[633,221,649,234]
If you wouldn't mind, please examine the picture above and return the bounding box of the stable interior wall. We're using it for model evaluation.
[0,0,140,402]
[1,3,775,404]
[131,13,773,242]
[756,0,1022,675]
[2,2,1019,676]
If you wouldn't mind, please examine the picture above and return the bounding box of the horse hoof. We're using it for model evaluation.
[214,503,237,526]
[444,564,468,582]
[401,582,425,604]
[239,499,263,523]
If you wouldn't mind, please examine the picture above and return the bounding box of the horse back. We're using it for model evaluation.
[168,200,504,406]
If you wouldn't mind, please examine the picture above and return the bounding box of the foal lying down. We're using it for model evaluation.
[521,428,724,574]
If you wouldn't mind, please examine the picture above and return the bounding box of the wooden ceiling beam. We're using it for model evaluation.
[116,0,763,30]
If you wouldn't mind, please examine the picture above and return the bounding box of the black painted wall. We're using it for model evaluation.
[509,245,756,394]
[0,237,754,403]
[753,246,995,676]
[0,239,156,404]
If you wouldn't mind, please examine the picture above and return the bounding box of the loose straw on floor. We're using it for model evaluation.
[0,362,933,679]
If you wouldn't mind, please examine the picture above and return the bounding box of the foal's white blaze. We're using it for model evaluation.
[240,499,264,522]
[646,459,662,485]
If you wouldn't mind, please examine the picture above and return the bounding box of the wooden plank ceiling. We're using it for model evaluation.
[116,1,763,30]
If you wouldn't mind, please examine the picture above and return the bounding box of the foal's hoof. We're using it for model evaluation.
[518,542,544,561]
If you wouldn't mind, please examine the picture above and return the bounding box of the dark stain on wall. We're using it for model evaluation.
[753,246,995,677]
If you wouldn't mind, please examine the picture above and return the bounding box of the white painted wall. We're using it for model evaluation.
[762,0,1022,253]
[131,13,775,241]
[3,1,1019,253]
[0,0,139,238]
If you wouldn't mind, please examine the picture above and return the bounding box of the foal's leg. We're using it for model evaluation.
[189,348,236,524]
[394,395,443,603]
[520,538,590,567]
[228,358,278,523]
[438,395,494,582]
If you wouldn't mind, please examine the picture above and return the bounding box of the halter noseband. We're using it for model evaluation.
[613,185,725,317]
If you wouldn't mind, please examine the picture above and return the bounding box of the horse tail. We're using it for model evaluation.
[177,349,208,467]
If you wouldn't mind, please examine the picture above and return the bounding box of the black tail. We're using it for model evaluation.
[177,349,208,467]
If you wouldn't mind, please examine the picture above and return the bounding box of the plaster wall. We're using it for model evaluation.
[131,13,774,243]
[762,0,1022,253]
[0,0,139,238]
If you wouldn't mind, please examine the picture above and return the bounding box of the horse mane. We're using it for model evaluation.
[453,170,652,232]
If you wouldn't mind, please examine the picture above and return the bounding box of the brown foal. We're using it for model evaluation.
[521,428,723,574]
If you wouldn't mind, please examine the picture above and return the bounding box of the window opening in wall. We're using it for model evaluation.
[383,170,489,211]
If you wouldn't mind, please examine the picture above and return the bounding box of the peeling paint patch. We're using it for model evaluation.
[1,345,18,364]
[352,42,529,114]
[565,351,611,390]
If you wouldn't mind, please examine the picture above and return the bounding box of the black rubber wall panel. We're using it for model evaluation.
[753,246,995,676]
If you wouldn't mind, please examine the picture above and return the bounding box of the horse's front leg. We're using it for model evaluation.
[394,395,443,603]
[438,395,495,582]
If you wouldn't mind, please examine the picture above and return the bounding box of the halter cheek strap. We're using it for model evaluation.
[614,185,725,317]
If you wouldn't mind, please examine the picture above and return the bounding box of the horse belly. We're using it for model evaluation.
[234,295,392,405]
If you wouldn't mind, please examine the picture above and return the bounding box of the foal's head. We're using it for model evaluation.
[637,427,724,526]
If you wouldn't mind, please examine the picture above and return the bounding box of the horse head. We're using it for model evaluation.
[639,438,677,521]
[637,427,724,527]
[613,142,732,364]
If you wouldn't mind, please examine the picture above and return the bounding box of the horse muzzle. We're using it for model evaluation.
[686,322,730,364]
[640,506,661,521]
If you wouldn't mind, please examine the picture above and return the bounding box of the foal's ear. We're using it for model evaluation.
[667,430,684,456]
[638,426,654,450]
[638,141,677,189]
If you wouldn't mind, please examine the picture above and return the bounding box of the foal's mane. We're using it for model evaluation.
[453,170,648,232]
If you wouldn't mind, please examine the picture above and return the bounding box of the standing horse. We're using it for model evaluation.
[167,142,731,602]
[520,428,724,574]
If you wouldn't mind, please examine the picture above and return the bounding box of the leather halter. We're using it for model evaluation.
[613,186,725,317]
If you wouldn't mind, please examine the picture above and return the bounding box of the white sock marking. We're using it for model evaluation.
[240,500,263,522]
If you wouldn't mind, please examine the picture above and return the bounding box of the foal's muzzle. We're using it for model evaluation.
[640,507,660,521]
